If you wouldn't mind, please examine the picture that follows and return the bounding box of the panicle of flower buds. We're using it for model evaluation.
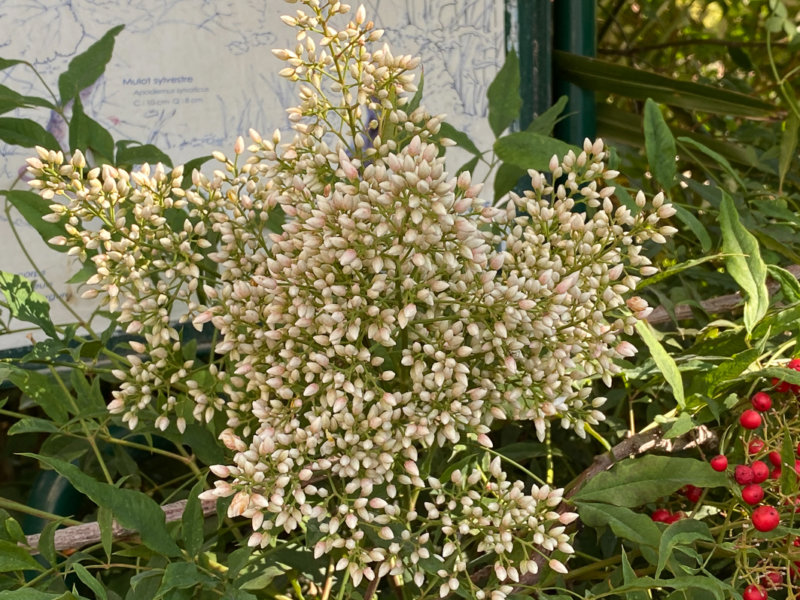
[24,0,676,594]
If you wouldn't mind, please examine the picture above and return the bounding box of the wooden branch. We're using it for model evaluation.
[24,498,218,555]
[646,264,800,325]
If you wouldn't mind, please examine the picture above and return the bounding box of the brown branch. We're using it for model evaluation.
[24,498,218,555]
[646,264,800,325]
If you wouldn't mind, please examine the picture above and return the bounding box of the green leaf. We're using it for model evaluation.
[115,141,173,168]
[527,96,568,135]
[0,364,68,422]
[8,417,60,435]
[4,190,70,253]
[494,163,526,201]
[494,131,579,171]
[779,112,799,192]
[0,271,57,338]
[767,265,800,303]
[780,428,798,495]
[635,320,685,408]
[0,84,56,116]
[554,51,773,117]
[0,118,60,150]
[655,519,713,577]
[28,454,181,557]
[98,506,113,562]
[643,99,676,189]
[0,539,44,571]
[155,563,214,598]
[573,455,727,506]
[58,26,124,103]
[436,123,480,156]
[0,592,63,600]
[663,412,695,439]
[670,204,712,253]
[611,575,726,600]
[0,59,25,72]
[72,563,108,600]
[487,49,521,137]
[578,503,661,552]
[181,480,205,556]
[69,97,114,163]
[620,549,649,600]
[677,137,745,189]
[720,193,769,333]
[637,254,720,290]
[457,155,479,176]
[38,520,59,568]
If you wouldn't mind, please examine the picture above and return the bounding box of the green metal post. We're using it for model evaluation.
[553,0,596,144]
[515,0,552,129]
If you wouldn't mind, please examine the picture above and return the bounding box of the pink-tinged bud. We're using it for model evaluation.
[209,464,231,478]
[404,460,419,477]
[107,399,125,414]
[340,249,357,266]
[407,135,421,156]
[549,559,568,574]
[519,299,536,310]
[249,128,262,143]
[626,296,648,312]
[607,264,624,281]
[504,355,517,374]
[615,341,637,357]
[559,511,579,525]
[555,272,578,294]
[219,429,246,451]
[355,4,366,24]
[234,136,245,155]
[303,383,319,396]
[549,155,560,172]
[477,433,493,448]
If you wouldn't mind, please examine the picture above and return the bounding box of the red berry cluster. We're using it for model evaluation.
[710,368,800,598]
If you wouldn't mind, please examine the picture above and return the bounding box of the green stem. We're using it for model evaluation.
[0,497,81,526]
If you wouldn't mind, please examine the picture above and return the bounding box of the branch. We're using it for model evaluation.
[24,498,218,555]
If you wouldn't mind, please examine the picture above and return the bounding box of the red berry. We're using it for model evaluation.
[735,465,755,485]
[771,466,782,480]
[751,392,772,412]
[664,511,683,524]
[742,484,765,505]
[769,451,782,467]
[797,441,800,456]
[682,485,702,503]
[749,438,766,454]
[651,508,671,523]
[710,455,728,471]
[743,584,768,600]
[752,505,781,532]
[740,410,763,429]
[772,376,792,393]
[752,461,770,483]
[761,570,783,589]
[788,358,800,370]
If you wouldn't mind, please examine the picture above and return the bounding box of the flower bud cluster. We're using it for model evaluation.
[26,0,675,595]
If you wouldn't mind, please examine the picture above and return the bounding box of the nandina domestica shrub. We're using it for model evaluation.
[25,1,675,597]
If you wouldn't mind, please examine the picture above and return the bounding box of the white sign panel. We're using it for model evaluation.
[0,0,504,349]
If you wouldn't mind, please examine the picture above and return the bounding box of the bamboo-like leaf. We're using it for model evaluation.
[58,25,124,103]
[0,272,57,338]
[555,51,773,117]
[0,118,59,150]
[635,320,685,408]
[487,49,521,137]
[4,190,69,253]
[779,112,799,192]
[720,193,769,332]
[643,99,676,188]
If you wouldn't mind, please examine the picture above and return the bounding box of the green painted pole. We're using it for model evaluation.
[553,0,596,144]
[515,0,552,129]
